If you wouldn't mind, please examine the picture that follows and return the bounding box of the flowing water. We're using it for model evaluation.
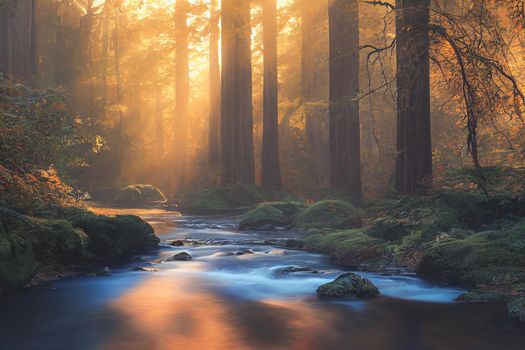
[1,209,524,350]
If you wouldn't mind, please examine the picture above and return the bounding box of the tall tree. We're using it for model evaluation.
[329,0,361,198]
[208,0,221,166]
[300,0,328,184]
[261,0,281,189]
[174,0,190,185]
[0,0,38,83]
[220,0,255,184]
[395,0,432,194]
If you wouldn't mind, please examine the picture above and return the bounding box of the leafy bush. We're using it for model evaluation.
[0,77,103,172]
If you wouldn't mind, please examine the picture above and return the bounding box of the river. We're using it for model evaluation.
[1,208,524,350]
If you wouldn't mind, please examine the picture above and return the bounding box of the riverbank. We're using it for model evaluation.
[234,168,525,322]
[0,166,159,292]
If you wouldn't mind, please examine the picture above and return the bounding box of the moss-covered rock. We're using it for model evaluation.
[368,217,408,241]
[412,222,525,284]
[239,205,288,230]
[507,298,525,322]
[260,201,306,216]
[294,200,363,229]
[0,208,87,264]
[316,272,379,298]
[113,185,167,207]
[305,230,389,268]
[69,210,159,260]
[180,184,264,214]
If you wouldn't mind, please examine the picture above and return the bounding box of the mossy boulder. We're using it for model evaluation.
[260,201,306,216]
[239,201,304,230]
[69,210,159,260]
[368,217,408,241]
[305,230,389,268]
[316,272,379,298]
[113,185,167,207]
[239,205,288,230]
[180,184,264,214]
[0,208,87,264]
[507,298,525,322]
[294,200,363,229]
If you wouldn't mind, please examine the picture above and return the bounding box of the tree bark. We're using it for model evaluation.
[0,0,38,83]
[208,0,221,166]
[300,0,328,185]
[261,0,281,189]
[220,0,255,184]
[395,0,432,195]
[174,0,190,187]
[329,0,361,198]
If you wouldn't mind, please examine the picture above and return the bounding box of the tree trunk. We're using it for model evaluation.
[261,0,281,189]
[208,0,221,166]
[329,0,361,198]
[220,0,255,184]
[0,9,8,75]
[395,0,432,195]
[300,0,328,185]
[174,0,190,187]
[0,0,38,83]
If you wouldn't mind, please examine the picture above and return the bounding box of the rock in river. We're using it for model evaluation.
[316,272,380,298]
[164,251,193,262]
[277,266,319,275]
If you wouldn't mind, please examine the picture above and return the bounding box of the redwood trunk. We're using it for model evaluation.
[261,0,281,189]
[220,0,255,184]
[395,0,432,194]
[329,0,361,198]
[174,0,190,185]
[208,0,221,166]
[0,0,38,83]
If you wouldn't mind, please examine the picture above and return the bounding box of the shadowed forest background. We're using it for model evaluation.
[1,0,524,199]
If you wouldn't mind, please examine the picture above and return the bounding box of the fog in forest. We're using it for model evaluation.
[2,0,523,197]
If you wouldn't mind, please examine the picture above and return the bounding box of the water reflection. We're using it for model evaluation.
[1,210,524,350]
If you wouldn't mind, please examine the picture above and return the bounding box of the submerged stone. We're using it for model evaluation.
[277,266,319,275]
[316,272,379,298]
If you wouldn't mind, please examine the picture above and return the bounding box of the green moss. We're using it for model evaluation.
[305,230,389,267]
[368,217,408,241]
[295,200,363,229]
[239,205,288,230]
[0,208,87,264]
[181,184,264,214]
[259,201,306,216]
[69,210,159,260]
